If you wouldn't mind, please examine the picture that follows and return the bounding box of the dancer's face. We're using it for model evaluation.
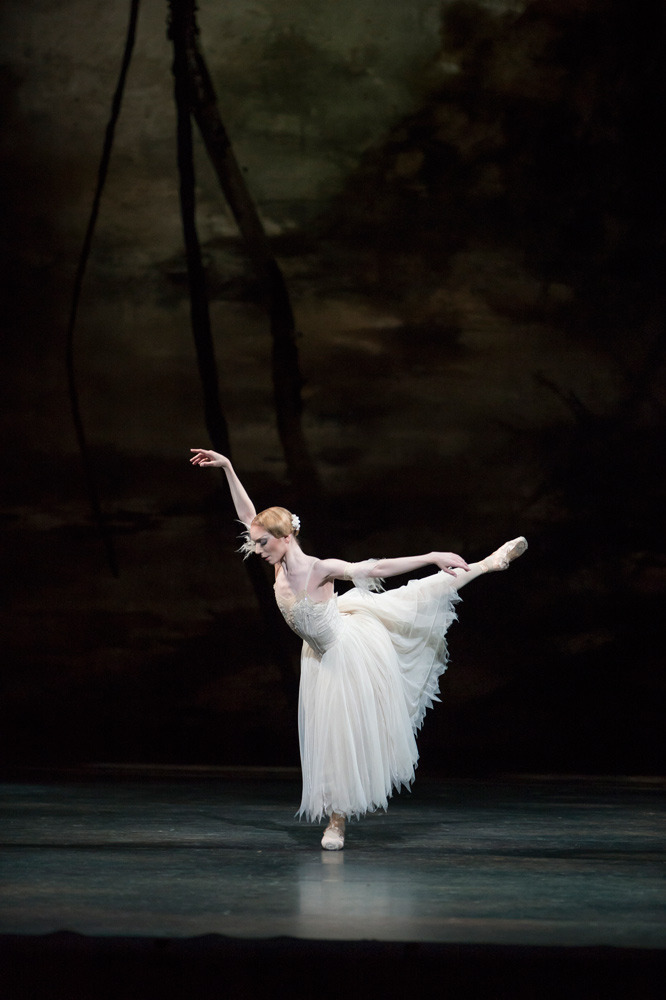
[249,526,289,564]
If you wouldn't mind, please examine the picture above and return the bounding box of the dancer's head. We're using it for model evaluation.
[249,507,300,564]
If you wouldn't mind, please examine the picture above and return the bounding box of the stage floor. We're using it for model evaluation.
[1,771,664,948]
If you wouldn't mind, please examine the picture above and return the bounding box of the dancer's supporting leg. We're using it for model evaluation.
[321,812,346,851]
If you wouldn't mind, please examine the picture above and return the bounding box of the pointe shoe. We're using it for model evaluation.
[481,536,528,572]
[321,813,346,851]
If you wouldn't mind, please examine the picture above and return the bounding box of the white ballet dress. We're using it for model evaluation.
[274,564,460,822]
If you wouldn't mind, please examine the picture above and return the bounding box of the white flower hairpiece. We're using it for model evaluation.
[291,514,300,533]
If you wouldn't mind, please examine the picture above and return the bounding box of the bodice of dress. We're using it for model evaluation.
[274,588,344,657]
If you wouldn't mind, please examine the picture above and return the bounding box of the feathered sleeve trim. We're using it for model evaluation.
[342,559,385,592]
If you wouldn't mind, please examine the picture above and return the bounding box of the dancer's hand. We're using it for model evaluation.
[190,449,256,523]
[431,552,470,576]
[190,448,230,469]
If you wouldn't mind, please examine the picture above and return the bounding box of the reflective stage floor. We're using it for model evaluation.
[1,771,664,997]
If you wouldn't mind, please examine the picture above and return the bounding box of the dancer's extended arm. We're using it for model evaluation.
[318,552,470,583]
[190,449,256,526]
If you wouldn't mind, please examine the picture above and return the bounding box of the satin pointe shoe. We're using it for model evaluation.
[321,813,346,851]
[481,536,528,572]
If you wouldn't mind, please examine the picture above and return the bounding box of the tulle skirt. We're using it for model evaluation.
[297,572,460,822]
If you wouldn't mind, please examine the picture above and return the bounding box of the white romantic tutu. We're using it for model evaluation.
[276,571,460,822]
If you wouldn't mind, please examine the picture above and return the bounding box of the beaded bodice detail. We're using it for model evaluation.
[274,589,344,657]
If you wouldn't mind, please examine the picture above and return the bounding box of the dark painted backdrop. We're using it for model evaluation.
[1,0,664,774]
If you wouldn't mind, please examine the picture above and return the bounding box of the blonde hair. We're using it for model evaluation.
[251,506,300,539]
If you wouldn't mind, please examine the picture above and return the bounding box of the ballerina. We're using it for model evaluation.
[190,448,527,850]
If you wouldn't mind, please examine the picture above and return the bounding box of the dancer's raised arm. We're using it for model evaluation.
[190,449,256,526]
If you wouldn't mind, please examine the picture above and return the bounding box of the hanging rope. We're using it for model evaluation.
[170,5,230,454]
[168,0,320,502]
[65,0,141,576]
